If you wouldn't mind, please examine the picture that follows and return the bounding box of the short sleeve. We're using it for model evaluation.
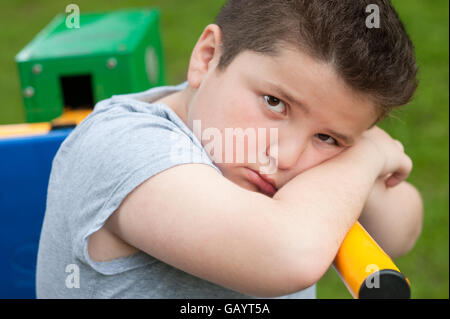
[52,98,221,274]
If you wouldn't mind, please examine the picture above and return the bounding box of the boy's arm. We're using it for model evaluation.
[104,140,386,297]
[358,178,423,259]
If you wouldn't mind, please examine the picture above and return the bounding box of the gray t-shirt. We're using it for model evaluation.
[36,81,316,299]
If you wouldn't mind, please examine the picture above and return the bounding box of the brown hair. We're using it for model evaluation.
[214,0,418,123]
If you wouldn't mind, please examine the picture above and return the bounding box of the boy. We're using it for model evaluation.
[36,0,423,298]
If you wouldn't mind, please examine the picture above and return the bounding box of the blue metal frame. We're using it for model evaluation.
[0,129,72,298]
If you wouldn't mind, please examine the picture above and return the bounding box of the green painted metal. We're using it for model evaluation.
[15,8,165,123]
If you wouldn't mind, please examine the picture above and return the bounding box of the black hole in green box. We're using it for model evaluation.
[60,74,94,110]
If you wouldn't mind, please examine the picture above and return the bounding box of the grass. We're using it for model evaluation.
[0,0,447,298]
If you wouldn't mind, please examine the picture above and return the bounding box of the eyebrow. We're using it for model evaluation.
[264,81,311,115]
[263,81,355,146]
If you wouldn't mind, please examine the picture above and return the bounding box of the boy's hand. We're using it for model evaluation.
[355,126,412,188]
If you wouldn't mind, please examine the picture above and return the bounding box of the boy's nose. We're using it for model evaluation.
[267,137,307,172]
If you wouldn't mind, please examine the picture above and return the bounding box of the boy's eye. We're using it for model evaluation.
[264,95,286,114]
[316,133,339,146]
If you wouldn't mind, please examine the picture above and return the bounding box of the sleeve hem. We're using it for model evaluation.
[78,161,220,275]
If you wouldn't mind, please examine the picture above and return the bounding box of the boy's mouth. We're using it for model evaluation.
[245,168,278,197]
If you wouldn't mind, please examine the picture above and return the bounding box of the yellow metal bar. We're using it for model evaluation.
[0,122,51,138]
[0,109,91,139]
[51,109,92,127]
[333,221,410,298]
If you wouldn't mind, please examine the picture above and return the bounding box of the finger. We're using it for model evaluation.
[385,173,402,187]
[385,156,413,187]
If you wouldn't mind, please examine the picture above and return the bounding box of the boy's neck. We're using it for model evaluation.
[155,86,191,125]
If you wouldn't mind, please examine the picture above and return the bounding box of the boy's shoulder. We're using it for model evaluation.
[59,81,197,157]
[86,81,189,125]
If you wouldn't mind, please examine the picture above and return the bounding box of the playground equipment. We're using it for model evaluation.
[14,8,165,123]
[0,128,73,298]
[0,8,410,299]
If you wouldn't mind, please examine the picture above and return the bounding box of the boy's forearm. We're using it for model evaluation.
[272,142,383,279]
[359,179,423,259]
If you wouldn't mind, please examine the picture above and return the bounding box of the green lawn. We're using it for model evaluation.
[0,0,447,298]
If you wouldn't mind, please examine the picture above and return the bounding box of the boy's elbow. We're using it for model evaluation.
[253,232,328,297]
[280,254,327,296]
[248,256,323,298]
[246,205,333,297]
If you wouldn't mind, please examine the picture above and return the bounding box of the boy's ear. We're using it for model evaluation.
[187,24,223,89]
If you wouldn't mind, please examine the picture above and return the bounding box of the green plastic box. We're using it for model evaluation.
[15,8,165,123]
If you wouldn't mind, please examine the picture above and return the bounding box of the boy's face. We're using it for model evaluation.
[179,25,378,197]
